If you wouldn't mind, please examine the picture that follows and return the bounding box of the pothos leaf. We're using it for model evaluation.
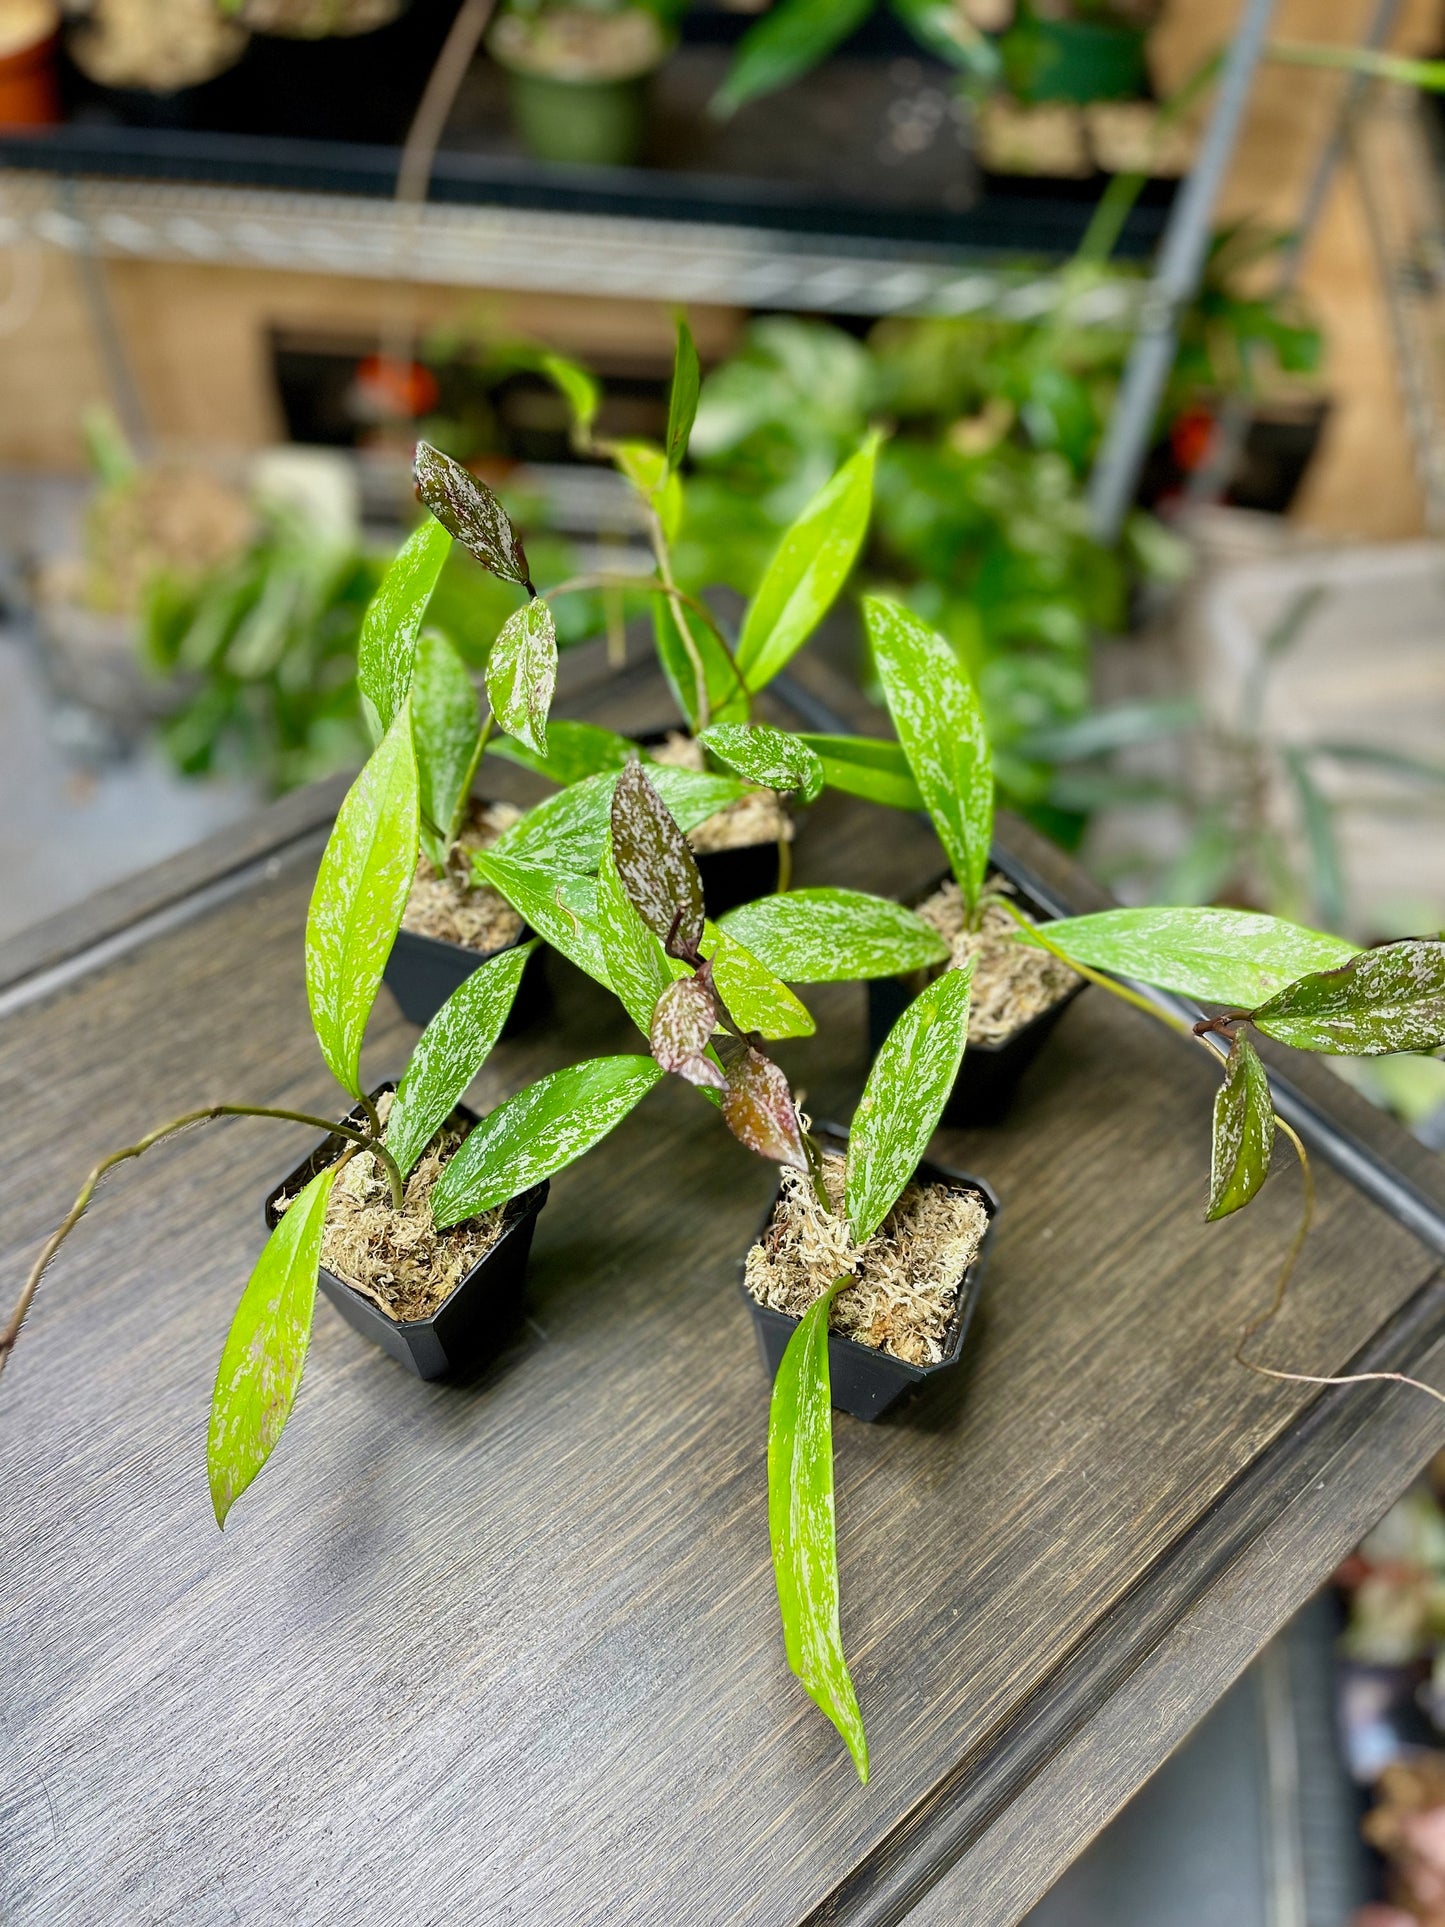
[208,1164,335,1528]
[412,627,481,871]
[1032,907,1359,1008]
[1207,1035,1275,1221]
[357,517,451,736]
[488,719,636,787]
[768,1274,869,1784]
[430,1056,664,1225]
[866,595,992,912]
[1249,940,1445,1055]
[306,700,419,1099]
[649,975,725,1090]
[486,595,557,758]
[666,313,701,471]
[698,722,824,802]
[845,962,974,1244]
[471,853,610,990]
[722,1045,807,1171]
[384,941,535,1181]
[718,887,949,983]
[611,759,706,959]
[414,441,531,590]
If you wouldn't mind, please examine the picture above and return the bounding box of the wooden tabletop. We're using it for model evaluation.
[5,645,1445,1927]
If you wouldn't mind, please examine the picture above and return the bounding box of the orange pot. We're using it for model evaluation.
[0,1,60,128]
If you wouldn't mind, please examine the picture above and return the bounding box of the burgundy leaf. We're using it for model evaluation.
[649,976,725,1090]
[414,441,531,590]
[610,760,705,959]
[722,1046,807,1171]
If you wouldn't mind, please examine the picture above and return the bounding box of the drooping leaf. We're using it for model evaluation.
[208,1164,335,1528]
[845,963,974,1244]
[611,760,706,959]
[431,1056,664,1226]
[414,441,531,590]
[412,627,481,871]
[595,838,673,1037]
[306,701,419,1099]
[713,0,873,116]
[357,517,451,735]
[1032,907,1359,1007]
[795,733,924,811]
[1207,1035,1275,1221]
[768,1274,868,1783]
[649,975,725,1089]
[539,351,600,448]
[719,887,949,983]
[489,719,636,787]
[486,595,557,758]
[698,722,823,802]
[384,941,535,1181]
[652,596,750,735]
[492,766,745,874]
[1249,941,1445,1056]
[471,853,610,989]
[666,314,701,471]
[736,434,879,693]
[699,922,814,1039]
[722,1045,807,1170]
[866,596,992,911]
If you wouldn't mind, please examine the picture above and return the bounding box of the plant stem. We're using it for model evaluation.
[775,832,792,896]
[802,1130,835,1218]
[354,1091,405,1209]
[0,1103,377,1383]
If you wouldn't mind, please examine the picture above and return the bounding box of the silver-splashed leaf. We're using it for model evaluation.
[357,516,451,736]
[486,595,557,759]
[649,974,725,1089]
[492,765,745,874]
[1031,906,1359,1007]
[698,922,814,1039]
[1207,1035,1275,1221]
[1250,940,1445,1055]
[470,853,610,990]
[610,759,706,958]
[411,627,481,871]
[414,440,531,589]
[697,721,823,802]
[718,887,948,983]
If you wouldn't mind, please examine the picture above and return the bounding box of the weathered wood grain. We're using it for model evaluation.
[2,654,1444,1927]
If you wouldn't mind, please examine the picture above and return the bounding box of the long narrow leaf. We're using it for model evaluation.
[1250,941,1445,1055]
[1033,906,1359,1007]
[357,518,451,735]
[666,314,701,471]
[719,887,948,983]
[471,853,610,989]
[412,627,481,870]
[714,0,873,115]
[795,733,923,811]
[489,720,636,787]
[492,766,745,874]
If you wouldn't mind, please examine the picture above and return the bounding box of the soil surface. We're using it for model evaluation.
[649,731,792,854]
[401,799,526,951]
[916,874,1078,1047]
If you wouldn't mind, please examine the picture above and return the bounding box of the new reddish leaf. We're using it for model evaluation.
[413,441,532,590]
[722,1045,807,1171]
[649,975,725,1090]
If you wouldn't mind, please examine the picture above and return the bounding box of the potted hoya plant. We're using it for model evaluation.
[486,0,682,167]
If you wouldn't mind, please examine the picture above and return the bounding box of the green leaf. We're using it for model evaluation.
[489,719,636,787]
[699,922,814,1039]
[1249,941,1445,1055]
[794,733,923,811]
[888,0,998,74]
[736,434,879,693]
[493,766,745,874]
[412,628,481,872]
[714,0,873,116]
[845,963,974,1244]
[866,596,992,911]
[487,595,558,758]
[539,351,600,448]
[431,1056,664,1226]
[208,1164,335,1528]
[719,887,948,983]
[768,1275,869,1784]
[357,518,452,735]
[1034,908,1359,1007]
[471,853,610,989]
[721,1044,808,1171]
[414,441,531,590]
[384,941,535,1181]
[611,759,706,957]
[306,701,419,1099]
[1207,1035,1275,1221]
[612,438,668,498]
[595,838,673,1036]
[666,314,701,471]
[652,597,749,735]
[697,722,823,802]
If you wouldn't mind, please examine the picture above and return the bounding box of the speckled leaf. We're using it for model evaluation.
[470,853,610,989]
[595,838,672,1037]
[489,720,635,787]
[1034,907,1360,1007]
[795,733,923,811]
[845,963,973,1244]
[718,887,948,984]
[866,595,992,910]
[1207,1035,1275,1221]
[431,1056,664,1226]
[650,975,725,1089]
[768,1274,868,1783]
[305,700,418,1098]
[722,1045,807,1171]
[412,627,481,871]
[414,440,531,589]
[736,433,878,693]
[666,314,700,471]
[698,922,814,1039]
[652,597,749,734]
[357,516,451,735]
[486,596,557,758]
[698,722,823,802]
[492,767,745,874]
[384,940,535,1182]
[208,1164,334,1529]
[1250,940,1445,1055]
[611,760,706,958]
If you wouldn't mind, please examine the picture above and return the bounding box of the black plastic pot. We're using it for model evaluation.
[383,921,545,1032]
[740,1125,998,1423]
[637,729,784,917]
[867,865,1085,1129]
[263,1083,548,1379]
